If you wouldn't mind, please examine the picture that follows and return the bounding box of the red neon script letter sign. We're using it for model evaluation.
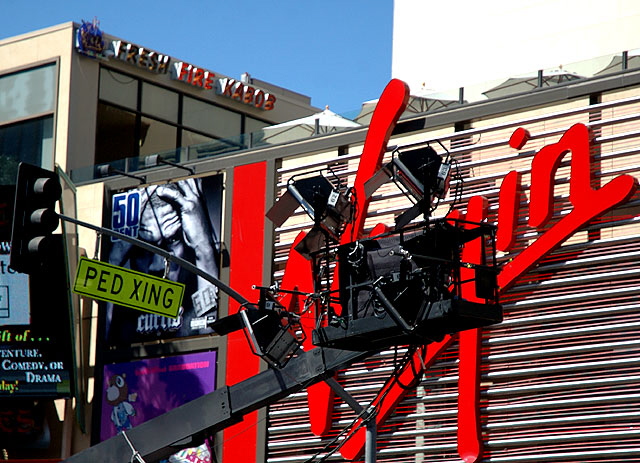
[280,83,639,461]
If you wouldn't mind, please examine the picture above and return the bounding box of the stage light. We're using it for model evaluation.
[209,302,301,368]
[365,145,451,228]
[266,171,353,258]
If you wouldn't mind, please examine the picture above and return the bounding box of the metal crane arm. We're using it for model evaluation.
[63,347,371,462]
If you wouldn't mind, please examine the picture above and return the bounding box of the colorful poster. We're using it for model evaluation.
[103,175,223,345]
[100,350,217,441]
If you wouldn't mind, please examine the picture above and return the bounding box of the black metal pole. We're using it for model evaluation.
[58,213,253,307]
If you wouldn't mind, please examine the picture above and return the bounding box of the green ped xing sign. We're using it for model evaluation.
[73,257,185,319]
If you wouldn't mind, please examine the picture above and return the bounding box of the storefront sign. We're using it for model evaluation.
[217,77,276,110]
[172,61,216,90]
[109,40,171,74]
[0,255,30,325]
[73,257,185,319]
[170,63,277,110]
[75,24,276,110]
[0,325,72,398]
[75,19,105,59]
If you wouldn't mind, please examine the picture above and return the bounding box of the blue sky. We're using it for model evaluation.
[0,1,393,115]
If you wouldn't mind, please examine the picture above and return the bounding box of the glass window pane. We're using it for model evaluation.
[95,102,137,165]
[0,116,53,185]
[245,117,268,134]
[183,97,241,139]
[139,116,177,157]
[181,129,215,147]
[142,82,178,122]
[0,64,57,124]
[99,68,137,110]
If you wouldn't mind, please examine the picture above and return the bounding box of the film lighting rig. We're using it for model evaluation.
[212,143,501,362]
[312,218,502,351]
[57,137,504,462]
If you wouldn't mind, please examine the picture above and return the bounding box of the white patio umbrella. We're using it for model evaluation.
[354,93,460,125]
[259,107,360,145]
[482,70,583,99]
[594,53,640,76]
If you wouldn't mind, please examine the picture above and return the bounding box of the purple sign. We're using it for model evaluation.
[100,351,216,441]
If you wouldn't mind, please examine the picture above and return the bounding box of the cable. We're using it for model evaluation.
[300,342,428,463]
[445,158,464,217]
[122,431,146,463]
[300,401,375,463]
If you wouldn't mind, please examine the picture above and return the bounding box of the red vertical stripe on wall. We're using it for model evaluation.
[457,195,489,463]
[223,161,267,462]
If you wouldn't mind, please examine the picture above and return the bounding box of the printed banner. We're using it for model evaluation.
[103,175,223,344]
[99,351,217,441]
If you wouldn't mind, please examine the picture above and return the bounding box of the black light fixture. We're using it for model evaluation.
[209,302,301,368]
[266,170,354,258]
[365,144,451,228]
[144,154,195,175]
[97,164,146,184]
[312,218,502,352]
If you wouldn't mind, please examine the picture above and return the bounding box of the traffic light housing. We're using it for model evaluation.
[10,163,62,274]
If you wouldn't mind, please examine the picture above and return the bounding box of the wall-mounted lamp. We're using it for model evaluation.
[144,154,195,176]
[97,164,146,184]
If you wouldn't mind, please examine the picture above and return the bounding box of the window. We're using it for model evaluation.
[0,64,56,124]
[0,63,57,182]
[245,116,269,134]
[95,102,137,165]
[99,68,137,110]
[181,130,215,148]
[0,116,53,185]
[96,66,250,168]
[182,96,241,139]
[142,82,178,123]
[139,116,177,157]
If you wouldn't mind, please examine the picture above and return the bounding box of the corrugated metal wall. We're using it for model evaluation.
[266,88,640,462]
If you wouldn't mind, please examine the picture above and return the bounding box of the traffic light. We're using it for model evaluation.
[10,163,62,274]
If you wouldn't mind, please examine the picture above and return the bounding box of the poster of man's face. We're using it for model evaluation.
[104,175,223,345]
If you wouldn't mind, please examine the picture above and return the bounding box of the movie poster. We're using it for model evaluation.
[99,351,217,441]
[103,175,223,345]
